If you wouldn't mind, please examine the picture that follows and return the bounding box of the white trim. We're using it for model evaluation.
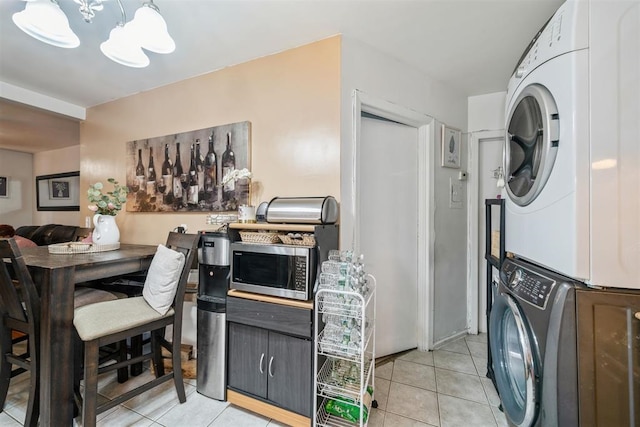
[0,81,86,120]
[352,89,435,350]
[467,129,504,334]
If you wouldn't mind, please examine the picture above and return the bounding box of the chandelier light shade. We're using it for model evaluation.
[11,0,174,68]
[12,0,80,48]
[129,3,175,54]
[100,23,150,68]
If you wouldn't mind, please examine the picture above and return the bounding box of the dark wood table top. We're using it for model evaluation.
[18,244,158,285]
[19,244,157,269]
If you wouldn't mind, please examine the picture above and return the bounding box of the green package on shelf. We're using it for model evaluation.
[324,386,374,423]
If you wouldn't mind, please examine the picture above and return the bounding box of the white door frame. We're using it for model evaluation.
[352,89,435,351]
[466,129,504,334]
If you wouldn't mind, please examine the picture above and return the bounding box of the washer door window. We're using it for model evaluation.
[490,292,539,427]
[505,83,559,206]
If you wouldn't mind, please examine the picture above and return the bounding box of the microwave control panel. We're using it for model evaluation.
[294,256,308,291]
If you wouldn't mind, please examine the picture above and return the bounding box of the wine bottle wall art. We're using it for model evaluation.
[125,121,251,213]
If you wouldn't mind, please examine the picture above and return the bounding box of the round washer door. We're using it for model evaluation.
[489,292,539,427]
[505,83,560,206]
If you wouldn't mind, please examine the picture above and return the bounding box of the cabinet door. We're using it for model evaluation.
[227,323,268,399]
[267,332,312,416]
[577,289,640,427]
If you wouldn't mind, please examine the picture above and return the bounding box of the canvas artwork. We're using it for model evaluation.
[126,121,251,213]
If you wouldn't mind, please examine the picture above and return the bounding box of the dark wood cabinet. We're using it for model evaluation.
[227,322,268,399]
[267,331,312,415]
[227,296,313,418]
[224,223,337,424]
[577,288,640,427]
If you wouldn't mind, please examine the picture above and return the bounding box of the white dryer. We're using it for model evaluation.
[504,0,640,289]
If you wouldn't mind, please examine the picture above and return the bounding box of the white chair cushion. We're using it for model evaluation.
[142,244,185,315]
[74,296,174,341]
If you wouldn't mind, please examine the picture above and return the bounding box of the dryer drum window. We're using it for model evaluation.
[505,84,559,207]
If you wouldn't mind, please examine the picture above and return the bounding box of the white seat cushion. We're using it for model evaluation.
[142,244,185,315]
[74,296,174,341]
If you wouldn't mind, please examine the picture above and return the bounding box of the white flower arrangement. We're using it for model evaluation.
[222,168,252,185]
[87,178,128,216]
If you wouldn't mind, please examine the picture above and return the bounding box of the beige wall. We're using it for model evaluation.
[33,145,81,225]
[0,148,33,227]
[81,37,341,245]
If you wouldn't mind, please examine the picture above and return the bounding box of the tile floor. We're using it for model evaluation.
[0,333,506,426]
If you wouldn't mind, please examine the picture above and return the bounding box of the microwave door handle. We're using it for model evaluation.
[313,244,321,294]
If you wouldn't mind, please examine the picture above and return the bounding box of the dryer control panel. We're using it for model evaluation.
[501,260,556,310]
[506,0,588,99]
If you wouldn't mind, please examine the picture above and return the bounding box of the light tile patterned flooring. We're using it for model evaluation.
[0,333,506,426]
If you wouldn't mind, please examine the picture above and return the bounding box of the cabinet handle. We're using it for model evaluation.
[635,312,640,321]
[259,353,265,374]
[268,356,274,377]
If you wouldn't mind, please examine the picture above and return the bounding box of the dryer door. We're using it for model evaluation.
[490,292,540,427]
[505,83,559,206]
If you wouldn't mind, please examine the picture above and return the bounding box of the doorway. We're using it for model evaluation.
[351,90,435,353]
[467,130,504,333]
[360,115,418,357]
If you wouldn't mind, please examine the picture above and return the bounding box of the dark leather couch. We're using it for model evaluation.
[15,224,84,246]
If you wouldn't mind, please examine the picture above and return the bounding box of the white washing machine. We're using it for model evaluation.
[504,0,640,289]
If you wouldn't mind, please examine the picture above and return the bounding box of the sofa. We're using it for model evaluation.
[14,224,86,246]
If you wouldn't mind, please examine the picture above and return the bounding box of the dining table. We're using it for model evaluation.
[17,243,158,426]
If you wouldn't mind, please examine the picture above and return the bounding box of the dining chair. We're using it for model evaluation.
[0,238,41,427]
[1,237,133,426]
[73,232,198,427]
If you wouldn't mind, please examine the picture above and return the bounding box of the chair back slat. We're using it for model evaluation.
[0,239,40,326]
[164,232,198,313]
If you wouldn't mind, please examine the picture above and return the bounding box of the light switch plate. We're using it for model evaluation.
[450,177,463,209]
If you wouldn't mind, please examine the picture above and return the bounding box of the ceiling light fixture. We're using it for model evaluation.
[11,0,175,68]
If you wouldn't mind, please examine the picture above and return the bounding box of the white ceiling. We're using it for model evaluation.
[0,0,563,152]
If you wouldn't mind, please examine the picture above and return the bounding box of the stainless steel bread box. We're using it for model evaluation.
[266,196,338,224]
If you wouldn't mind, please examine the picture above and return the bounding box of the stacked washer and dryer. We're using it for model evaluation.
[490,1,639,426]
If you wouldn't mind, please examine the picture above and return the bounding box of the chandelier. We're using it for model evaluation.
[12,0,175,68]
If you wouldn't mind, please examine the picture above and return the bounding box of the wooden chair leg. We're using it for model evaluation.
[151,331,164,377]
[117,340,129,383]
[171,335,186,403]
[0,327,12,411]
[130,334,143,376]
[82,341,100,427]
[24,358,39,427]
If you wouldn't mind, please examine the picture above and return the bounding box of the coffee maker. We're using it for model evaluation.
[196,230,230,401]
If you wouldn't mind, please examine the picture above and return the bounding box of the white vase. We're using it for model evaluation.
[92,214,120,245]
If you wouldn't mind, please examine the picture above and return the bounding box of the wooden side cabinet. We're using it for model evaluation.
[227,323,311,416]
[226,295,314,418]
[577,288,640,427]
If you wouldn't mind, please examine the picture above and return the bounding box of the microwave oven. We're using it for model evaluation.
[230,242,317,301]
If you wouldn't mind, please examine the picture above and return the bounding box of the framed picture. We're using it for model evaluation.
[36,171,80,211]
[0,176,8,198]
[441,124,461,169]
[50,180,71,199]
